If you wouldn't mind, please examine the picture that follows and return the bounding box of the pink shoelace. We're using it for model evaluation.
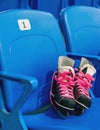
[75,70,95,98]
[55,70,75,99]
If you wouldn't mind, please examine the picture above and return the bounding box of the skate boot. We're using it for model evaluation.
[50,56,76,118]
[74,58,96,115]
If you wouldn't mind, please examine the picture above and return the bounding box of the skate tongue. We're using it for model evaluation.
[58,56,75,68]
[57,56,75,77]
[79,57,96,76]
[58,66,75,77]
[80,64,96,76]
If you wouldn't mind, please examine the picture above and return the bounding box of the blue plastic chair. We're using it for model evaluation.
[95,0,100,7]
[0,9,100,130]
[29,0,62,18]
[0,0,29,11]
[0,9,67,113]
[74,0,97,6]
[59,6,100,96]
[29,0,70,18]
[62,0,97,7]
[28,0,98,19]
[0,72,38,130]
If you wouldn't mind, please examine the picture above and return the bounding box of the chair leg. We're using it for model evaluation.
[0,110,27,130]
[0,87,28,130]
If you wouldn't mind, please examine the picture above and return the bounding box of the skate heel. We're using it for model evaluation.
[50,94,75,118]
[75,103,85,115]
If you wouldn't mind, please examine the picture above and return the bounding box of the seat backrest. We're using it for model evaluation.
[59,6,100,55]
[29,0,70,18]
[95,0,100,8]
[0,0,29,11]
[29,0,61,18]
[0,9,66,113]
[74,0,96,6]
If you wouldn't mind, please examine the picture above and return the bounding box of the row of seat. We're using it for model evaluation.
[29,0,100,18]
[1,0,100,18]
[0,6,100,130]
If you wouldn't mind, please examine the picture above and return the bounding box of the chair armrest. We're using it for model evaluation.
[0,71,38,88]
[0,71,38,111]
[67,52,100,69]
[67,52,100,60]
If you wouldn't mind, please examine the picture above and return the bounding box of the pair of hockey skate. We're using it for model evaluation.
[50,56,96,118]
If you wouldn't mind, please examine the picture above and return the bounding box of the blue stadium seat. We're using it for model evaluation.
[62,0,97,7]
[59,6,100,96]
[95,0,100,7]
[24,98,100,130]
[0,9,67,113]
[0,0,29,11]
[29,0,61,18]
[0,72,37,130]
[61,0,98,9]
[0,9,100,130]
[29,0,69,18]
[74,0,96,6]
[28,0,98,18]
